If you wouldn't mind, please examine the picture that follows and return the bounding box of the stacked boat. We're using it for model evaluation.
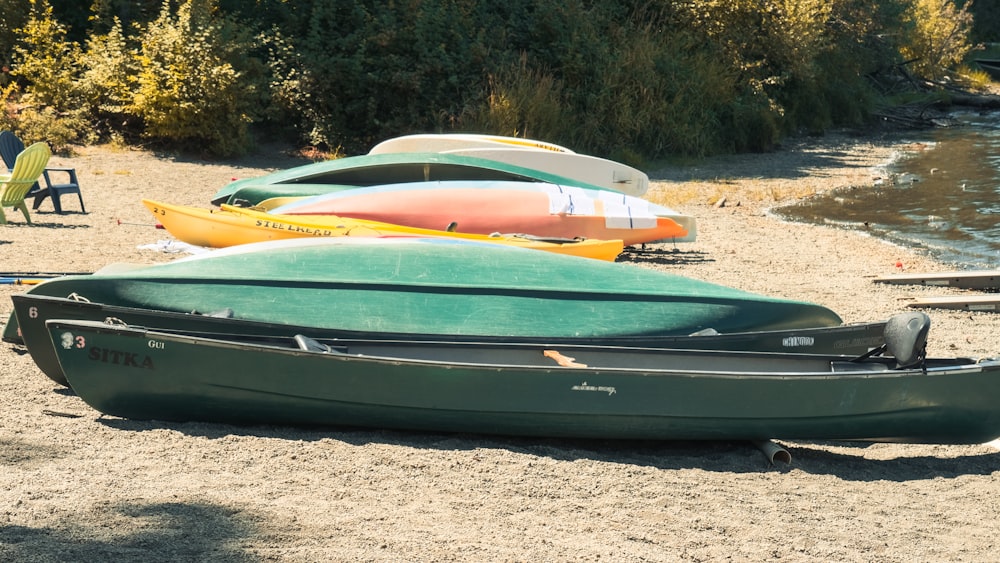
[6,133,1000,446]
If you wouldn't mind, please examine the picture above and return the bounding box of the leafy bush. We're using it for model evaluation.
[464,59,568,147]
[75,19,139,138]
[128,0,266,156]
[6,0,92,147]
[15,104,93,150]
[0,0,30,70]
[899,0,977,80]
[272,0,496,153]
[1,0,984,160]
[12,1,82,109]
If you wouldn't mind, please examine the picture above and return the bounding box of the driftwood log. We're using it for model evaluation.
[869,64,1000,127]
[941,91,1000,109]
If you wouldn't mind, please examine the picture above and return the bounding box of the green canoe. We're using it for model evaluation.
[46,315,1000,443]
[15,238,842,338]
[12,237,842,382]
[2,313,19,344]
[211,152,619,206]
[13,294,886,387]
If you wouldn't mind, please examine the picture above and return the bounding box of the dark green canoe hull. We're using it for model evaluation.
[12,294,883,387]
[211,152,617,205]
[1,312,19,344]
[47,319,1000,443]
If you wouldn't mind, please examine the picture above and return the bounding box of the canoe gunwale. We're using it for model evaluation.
[48,319,985,379]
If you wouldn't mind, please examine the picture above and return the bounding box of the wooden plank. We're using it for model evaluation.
[874,270,1000,290]
[906,295,1000,311]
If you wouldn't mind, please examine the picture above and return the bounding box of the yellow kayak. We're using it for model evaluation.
[142,200,624,261]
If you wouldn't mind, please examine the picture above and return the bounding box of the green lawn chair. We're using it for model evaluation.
[0,142,52,224]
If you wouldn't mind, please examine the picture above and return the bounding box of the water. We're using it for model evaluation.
[775,110,1000,269]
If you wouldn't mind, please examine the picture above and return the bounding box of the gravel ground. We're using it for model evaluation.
[1,137,999,562]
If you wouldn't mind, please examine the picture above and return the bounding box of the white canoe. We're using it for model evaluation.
[440,147,648,196]
[369,134,648,196]
[369,133,575,154]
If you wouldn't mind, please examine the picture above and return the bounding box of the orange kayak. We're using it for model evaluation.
[272,180,694,246]
[142,199,625,261]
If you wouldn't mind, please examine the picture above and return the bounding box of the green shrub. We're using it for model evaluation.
[461,58,568,144]
[15,105,93,151]
[274,0,496,153]
[900,0,977,80]
[129,0,264,156]
[2,0,985,161]
[12,0,82,109]
[7,0,92,146]
[76,19,140,137]
[0,0,30,69]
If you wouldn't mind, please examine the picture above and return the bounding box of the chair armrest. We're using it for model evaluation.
[42,167,79,186]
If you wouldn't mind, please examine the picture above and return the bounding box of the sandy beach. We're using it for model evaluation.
[2,136,999,561]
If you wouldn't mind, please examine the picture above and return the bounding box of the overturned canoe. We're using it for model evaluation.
[368,134,647,196]
[368,133,576,154]
[14,293,883,387]
[142,199,624,261]
[211,152,615,206]
[16,238,840,359]
[272,180,695,245]
[19,237,838,335]
[441,147,649,196]
[47,314,1000,443]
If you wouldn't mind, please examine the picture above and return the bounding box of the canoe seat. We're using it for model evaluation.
[202,308,234,318]
[847,311,930,370]
[688,328,719,336]
[293,335,349,355]
[883,312,929,369]
[830,361,891,373]
[295,334,331,352]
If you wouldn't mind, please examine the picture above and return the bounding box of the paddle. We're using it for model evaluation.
[0,277,45,285]
[0,272,90,285]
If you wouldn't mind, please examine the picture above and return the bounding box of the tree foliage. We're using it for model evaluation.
[129,0,263,155]
[0,0,30,71]
[900,0,977,79]
[0,0,984,158]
